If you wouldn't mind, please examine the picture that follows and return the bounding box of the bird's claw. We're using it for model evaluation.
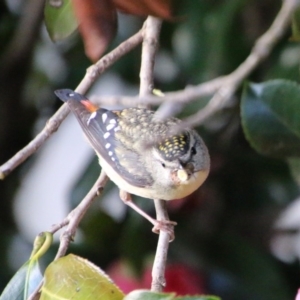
[152,220,177,242]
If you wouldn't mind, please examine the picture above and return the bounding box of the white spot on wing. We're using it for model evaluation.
[102,113,107,123]
[105,143,111,149]
[104,132,110,139]
[69,93,74,97]
[108,151,113,156]
[87,111,97,125]
[106,123,115,131]
[111,157,115,161]
[109,119,117,124]
[114,126,120,132]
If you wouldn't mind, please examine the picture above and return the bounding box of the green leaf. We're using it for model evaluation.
[0,260,43,300]
[124,290,221,300]
[241,80,300,158]
[40,254,124,300]
[0,232,53,300]
[44,0,78,41]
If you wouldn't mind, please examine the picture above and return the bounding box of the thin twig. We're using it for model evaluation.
[0,29,143,179]
[151,200,171,292]
[28,171,108,300]
[139,17,162,97]
[138,16,173,293]
[77,29,143,93]
[55,171,109,259]
[91,76,225,107]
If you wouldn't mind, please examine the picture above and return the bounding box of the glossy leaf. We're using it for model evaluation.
[113,0,173,19]
[124,290,220,300]
[44,0,78,41]
[0,260,43,300]
[40,254,124,300]
[241,80,300,158]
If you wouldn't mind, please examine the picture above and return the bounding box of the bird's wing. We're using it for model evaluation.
[67,99,153,187]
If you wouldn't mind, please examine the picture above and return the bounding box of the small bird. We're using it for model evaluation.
[55,89,210,236]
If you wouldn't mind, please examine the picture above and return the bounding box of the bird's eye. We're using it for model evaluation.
[161,162,166,168]
[191,146,197,155]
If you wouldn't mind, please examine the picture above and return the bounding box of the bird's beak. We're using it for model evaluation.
[176,163,195,182]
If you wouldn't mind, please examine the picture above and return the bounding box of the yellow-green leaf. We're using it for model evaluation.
[40,254,124,300]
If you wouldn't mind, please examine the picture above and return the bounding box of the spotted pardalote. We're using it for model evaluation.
[55,89,210,201]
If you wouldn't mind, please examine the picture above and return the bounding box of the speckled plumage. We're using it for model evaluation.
[55,89,210,201]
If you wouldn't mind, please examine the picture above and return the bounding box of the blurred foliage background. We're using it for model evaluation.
[1,0,300,299]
